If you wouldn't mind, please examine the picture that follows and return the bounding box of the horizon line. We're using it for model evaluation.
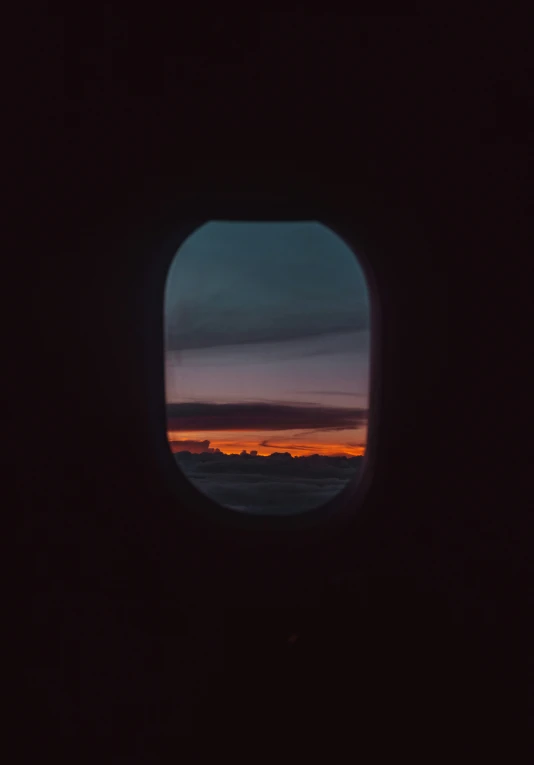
[168,443,366,459]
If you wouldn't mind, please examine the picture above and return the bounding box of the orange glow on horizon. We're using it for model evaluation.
[167,430,366,458]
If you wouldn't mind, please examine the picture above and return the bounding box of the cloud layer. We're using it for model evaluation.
[175,451,364,515]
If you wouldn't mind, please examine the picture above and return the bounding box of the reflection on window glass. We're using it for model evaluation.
[164,221,371,515]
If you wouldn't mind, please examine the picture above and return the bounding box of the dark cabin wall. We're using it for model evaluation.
[11,13,528,748]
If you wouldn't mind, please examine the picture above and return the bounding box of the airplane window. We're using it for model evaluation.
[164,221,371,516]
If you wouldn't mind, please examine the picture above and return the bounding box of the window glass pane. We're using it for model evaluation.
[164,221,371,515]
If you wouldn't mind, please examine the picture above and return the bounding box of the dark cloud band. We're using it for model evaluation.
[168,439,214,454]
[167,401,367,432]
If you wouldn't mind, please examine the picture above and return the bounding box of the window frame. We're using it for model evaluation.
[140,200,383,533]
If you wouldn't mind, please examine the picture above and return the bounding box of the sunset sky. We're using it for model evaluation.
[164,221,370,457]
